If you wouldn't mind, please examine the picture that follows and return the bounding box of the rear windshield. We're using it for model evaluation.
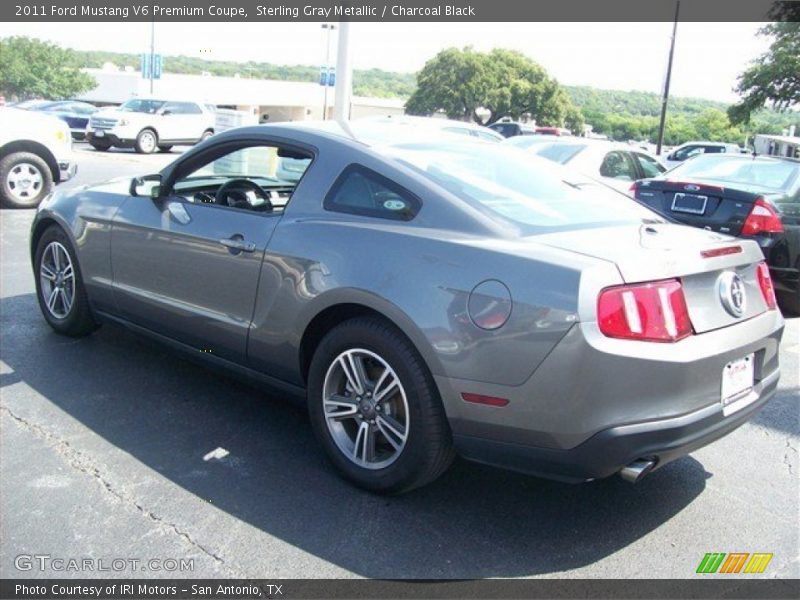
[383,142,661,231]
[670,155,799,192]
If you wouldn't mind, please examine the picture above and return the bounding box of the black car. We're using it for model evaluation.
[632,154,800,312]
[488,121,537,138]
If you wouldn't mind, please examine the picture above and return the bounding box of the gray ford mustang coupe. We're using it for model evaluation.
[30,122,784,493]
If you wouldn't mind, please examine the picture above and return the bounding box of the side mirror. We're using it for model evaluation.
[130,174,162,198]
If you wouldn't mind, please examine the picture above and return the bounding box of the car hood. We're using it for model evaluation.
[532,221,765,283]
[92,109,134,120]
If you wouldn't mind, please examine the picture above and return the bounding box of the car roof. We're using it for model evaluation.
[677,140,737,147]
[277,119,498,147]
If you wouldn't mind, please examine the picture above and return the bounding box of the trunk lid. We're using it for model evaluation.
[534,222,769,333]
[634,178,767,236]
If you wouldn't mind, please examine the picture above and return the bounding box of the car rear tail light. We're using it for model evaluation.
[598,279,693,342]
[629,182,638,194]
[756,262,777,310]
[742,198,784,235]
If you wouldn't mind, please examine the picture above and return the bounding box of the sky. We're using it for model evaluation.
[0,21,769,103]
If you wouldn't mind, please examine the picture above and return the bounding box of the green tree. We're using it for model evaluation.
[0,36,95,100]
[729,22,800,124]
[564,105,585,135]
[405,47,493,121]
[406,47,577,127]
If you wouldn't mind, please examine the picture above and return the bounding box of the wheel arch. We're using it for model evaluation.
[30,215,72,263]
[297,295,444,386]
[0,140,59,182]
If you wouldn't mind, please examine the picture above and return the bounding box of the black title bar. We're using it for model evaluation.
[2,579,800,599]
[2,0,799,22]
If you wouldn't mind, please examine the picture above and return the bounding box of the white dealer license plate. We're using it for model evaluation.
[94,130,105,137]
[721,354,755,416]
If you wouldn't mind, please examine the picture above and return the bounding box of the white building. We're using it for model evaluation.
[754,132,800,159]
[77,68,406,122]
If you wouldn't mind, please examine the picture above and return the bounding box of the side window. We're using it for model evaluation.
[703,145,725,154]
[633,153,666,178]
[599,151,638,181]
[180,102,203,115]
[324,165,421,221]
[674,145,703,161]
[171,143,313,213]
[162,102,182,115]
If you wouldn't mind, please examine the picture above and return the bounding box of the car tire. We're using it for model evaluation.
[135,129,158,154]
[33,225,99,337]
[89,139,112,151]
[307,317,455,494]
[0,151,53,209]
[157,145,173,153]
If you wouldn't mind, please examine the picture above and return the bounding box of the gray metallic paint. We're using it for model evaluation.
[31,123,785,477]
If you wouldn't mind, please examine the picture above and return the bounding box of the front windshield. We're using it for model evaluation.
[119,99,166,114]
[384,142,662,231]
[668,155,799,192]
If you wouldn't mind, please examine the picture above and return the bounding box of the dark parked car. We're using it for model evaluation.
[632,154,800,312]
[34,101,98,140]
[487,121,537,138]
[30,123,783,493]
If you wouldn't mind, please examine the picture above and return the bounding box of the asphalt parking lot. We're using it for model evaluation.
[0,144,798,580]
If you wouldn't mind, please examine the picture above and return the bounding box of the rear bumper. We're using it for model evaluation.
[455,367,779,482]
[750,233,798,293]
[56,160,76,183]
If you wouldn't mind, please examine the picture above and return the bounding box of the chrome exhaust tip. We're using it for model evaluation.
[619,459,656,483]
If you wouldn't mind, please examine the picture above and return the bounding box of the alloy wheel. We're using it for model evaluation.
[322,348,409,470]
[39,241,75,319]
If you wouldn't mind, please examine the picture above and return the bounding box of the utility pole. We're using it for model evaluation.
[149,17,155,94]
[321,24,336,120]
[333,21,353,126]
[656,0,680,156]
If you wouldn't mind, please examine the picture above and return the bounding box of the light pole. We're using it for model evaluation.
[656,1,680,156]
[321,23,336,120]
[149,16,155,94]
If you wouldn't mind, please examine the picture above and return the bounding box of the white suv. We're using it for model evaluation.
[0,108,76,208]
[86,98,215,154]
[664,141,742,170]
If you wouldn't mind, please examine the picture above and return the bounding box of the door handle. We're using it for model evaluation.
[219,236,256,253]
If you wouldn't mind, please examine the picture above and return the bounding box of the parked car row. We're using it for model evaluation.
[12,97,217,153]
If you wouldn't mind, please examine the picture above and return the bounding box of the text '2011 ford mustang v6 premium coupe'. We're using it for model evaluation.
[30,122,784,493]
